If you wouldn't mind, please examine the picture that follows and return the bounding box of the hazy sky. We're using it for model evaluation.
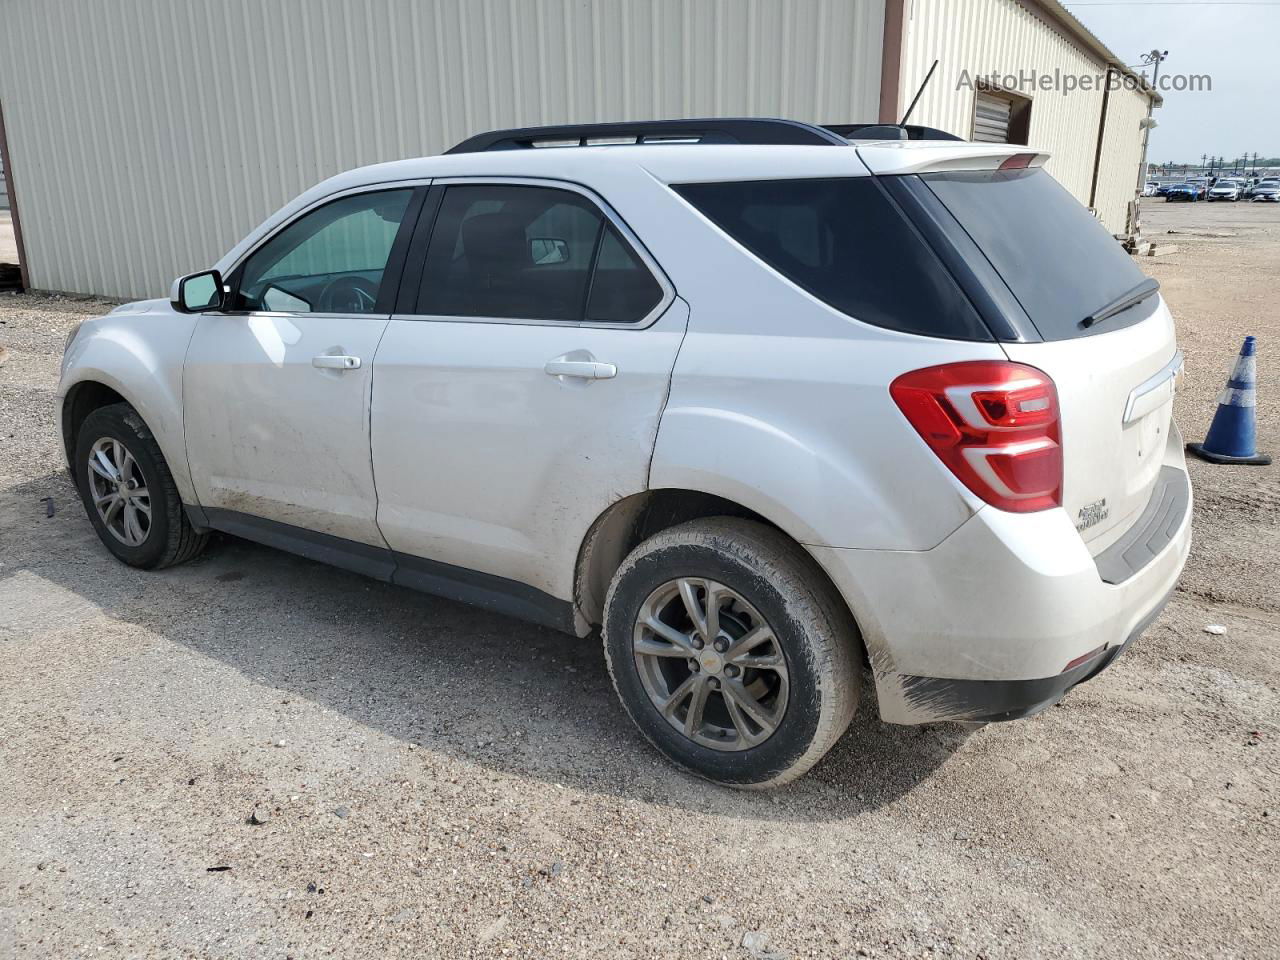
[1064,0,1279,162]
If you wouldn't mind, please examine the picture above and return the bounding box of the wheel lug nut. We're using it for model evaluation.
[725,665,739,678]
[692,637,704,650]
[688,659,700,672]
[714,638,728,653]
[708,677,720,690]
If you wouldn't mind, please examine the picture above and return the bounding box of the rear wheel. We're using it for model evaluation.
[74,403,208,569]
[602,518,860,788]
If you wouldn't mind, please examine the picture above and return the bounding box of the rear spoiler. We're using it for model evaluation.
[855,143,1050,176]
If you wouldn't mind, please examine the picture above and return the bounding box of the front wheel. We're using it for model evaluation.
[602,518,860,788]
[74,403,208,569]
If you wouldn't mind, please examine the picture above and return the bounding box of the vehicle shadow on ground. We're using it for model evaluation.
[4,472,973,821]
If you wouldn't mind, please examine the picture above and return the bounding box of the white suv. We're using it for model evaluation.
[59,119,1191,787]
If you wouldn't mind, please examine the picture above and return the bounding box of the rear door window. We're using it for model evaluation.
[586,225,664,323]
[920,168,1151,339]
[415,184,663,323]
[672,177,992,341]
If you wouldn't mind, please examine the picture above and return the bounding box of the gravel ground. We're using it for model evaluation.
[1,201,1278,959]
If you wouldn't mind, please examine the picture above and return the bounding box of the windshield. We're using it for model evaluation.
[921,167,1152,341]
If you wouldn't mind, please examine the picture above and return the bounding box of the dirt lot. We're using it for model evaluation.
[1,201,1277,959]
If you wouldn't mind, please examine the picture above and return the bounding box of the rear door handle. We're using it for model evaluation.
[312,355,361,370]
[544,359,616,380]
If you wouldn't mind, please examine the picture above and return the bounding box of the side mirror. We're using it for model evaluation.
[171,270,225,313]
[530,237,569,265]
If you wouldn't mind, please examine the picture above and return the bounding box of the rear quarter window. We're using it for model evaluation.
[672,177,992,341]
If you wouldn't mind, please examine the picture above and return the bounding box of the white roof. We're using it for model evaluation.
[216,139,1046,272]
[323,138,1039,191]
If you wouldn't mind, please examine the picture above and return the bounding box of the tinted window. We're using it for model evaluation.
[417,184,661,323]
[234,189,413,313]
[586,226,664,322]
[673,177,990,340]
[922,168,1150,339]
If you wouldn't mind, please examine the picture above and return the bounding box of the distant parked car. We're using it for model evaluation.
[1208,180,1243,202]
[1186,179,1209,199]
[1142,181,1159,197]
[1251,182,1280,202]
[1165,183,1200,202]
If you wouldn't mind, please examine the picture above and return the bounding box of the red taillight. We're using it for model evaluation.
[890,361,1062,513]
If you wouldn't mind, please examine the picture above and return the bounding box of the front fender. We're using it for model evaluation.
[60,306,199,504]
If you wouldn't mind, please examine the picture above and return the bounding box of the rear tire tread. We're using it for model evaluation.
[603,517,860,788]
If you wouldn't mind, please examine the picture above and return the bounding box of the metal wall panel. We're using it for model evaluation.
[899,0,1149,234]
[0,0,884,300]
[1093,82,1152,238]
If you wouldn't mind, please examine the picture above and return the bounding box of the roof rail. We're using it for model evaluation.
[825,123,965,142]
[446,118,848,154]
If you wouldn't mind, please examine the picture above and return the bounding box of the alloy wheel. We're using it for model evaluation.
[632,577,789,752]
[86,436,152,547]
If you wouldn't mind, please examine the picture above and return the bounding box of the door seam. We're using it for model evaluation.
[367,316,396,554]
[644,296,693,490]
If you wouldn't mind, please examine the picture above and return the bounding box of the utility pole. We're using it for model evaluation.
[1131,49,1168,241]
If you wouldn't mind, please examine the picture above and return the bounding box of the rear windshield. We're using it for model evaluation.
[673,177,991,340]
[921,168,1151,340]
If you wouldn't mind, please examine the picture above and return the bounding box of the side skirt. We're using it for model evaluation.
[195,506,576,634]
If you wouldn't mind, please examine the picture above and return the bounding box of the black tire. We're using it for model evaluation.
[602,518,860,788]
[74,402,208,569]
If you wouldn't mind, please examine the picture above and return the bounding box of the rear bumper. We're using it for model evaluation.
[894,583,1173,723]
[808,443,1192,725]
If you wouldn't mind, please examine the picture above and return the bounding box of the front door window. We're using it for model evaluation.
[233,189,413,314]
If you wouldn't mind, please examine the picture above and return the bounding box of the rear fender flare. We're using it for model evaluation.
[648,404,975,551]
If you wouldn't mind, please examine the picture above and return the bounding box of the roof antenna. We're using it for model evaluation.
[899,59,939,125]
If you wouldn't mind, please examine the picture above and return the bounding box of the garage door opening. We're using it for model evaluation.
[0,99,28,291]
[971,85,1032,145]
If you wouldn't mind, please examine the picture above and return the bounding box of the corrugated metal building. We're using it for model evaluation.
[895,0,1156,239]
[0,0,1156,301]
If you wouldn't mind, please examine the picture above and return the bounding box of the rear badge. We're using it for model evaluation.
[1076,499,1109,532]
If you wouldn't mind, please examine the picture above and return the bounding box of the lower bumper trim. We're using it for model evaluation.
[896,583,1176,724]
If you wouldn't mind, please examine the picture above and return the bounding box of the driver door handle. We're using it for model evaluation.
[544,359,616,380]
[312,355,361,370]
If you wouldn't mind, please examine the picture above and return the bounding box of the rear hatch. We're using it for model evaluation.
[859,144,1181,553]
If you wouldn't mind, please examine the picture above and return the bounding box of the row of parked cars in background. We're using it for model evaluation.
[1144,176,1280,202]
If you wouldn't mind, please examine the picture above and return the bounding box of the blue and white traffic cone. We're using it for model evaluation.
[1187,336,1271,465]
